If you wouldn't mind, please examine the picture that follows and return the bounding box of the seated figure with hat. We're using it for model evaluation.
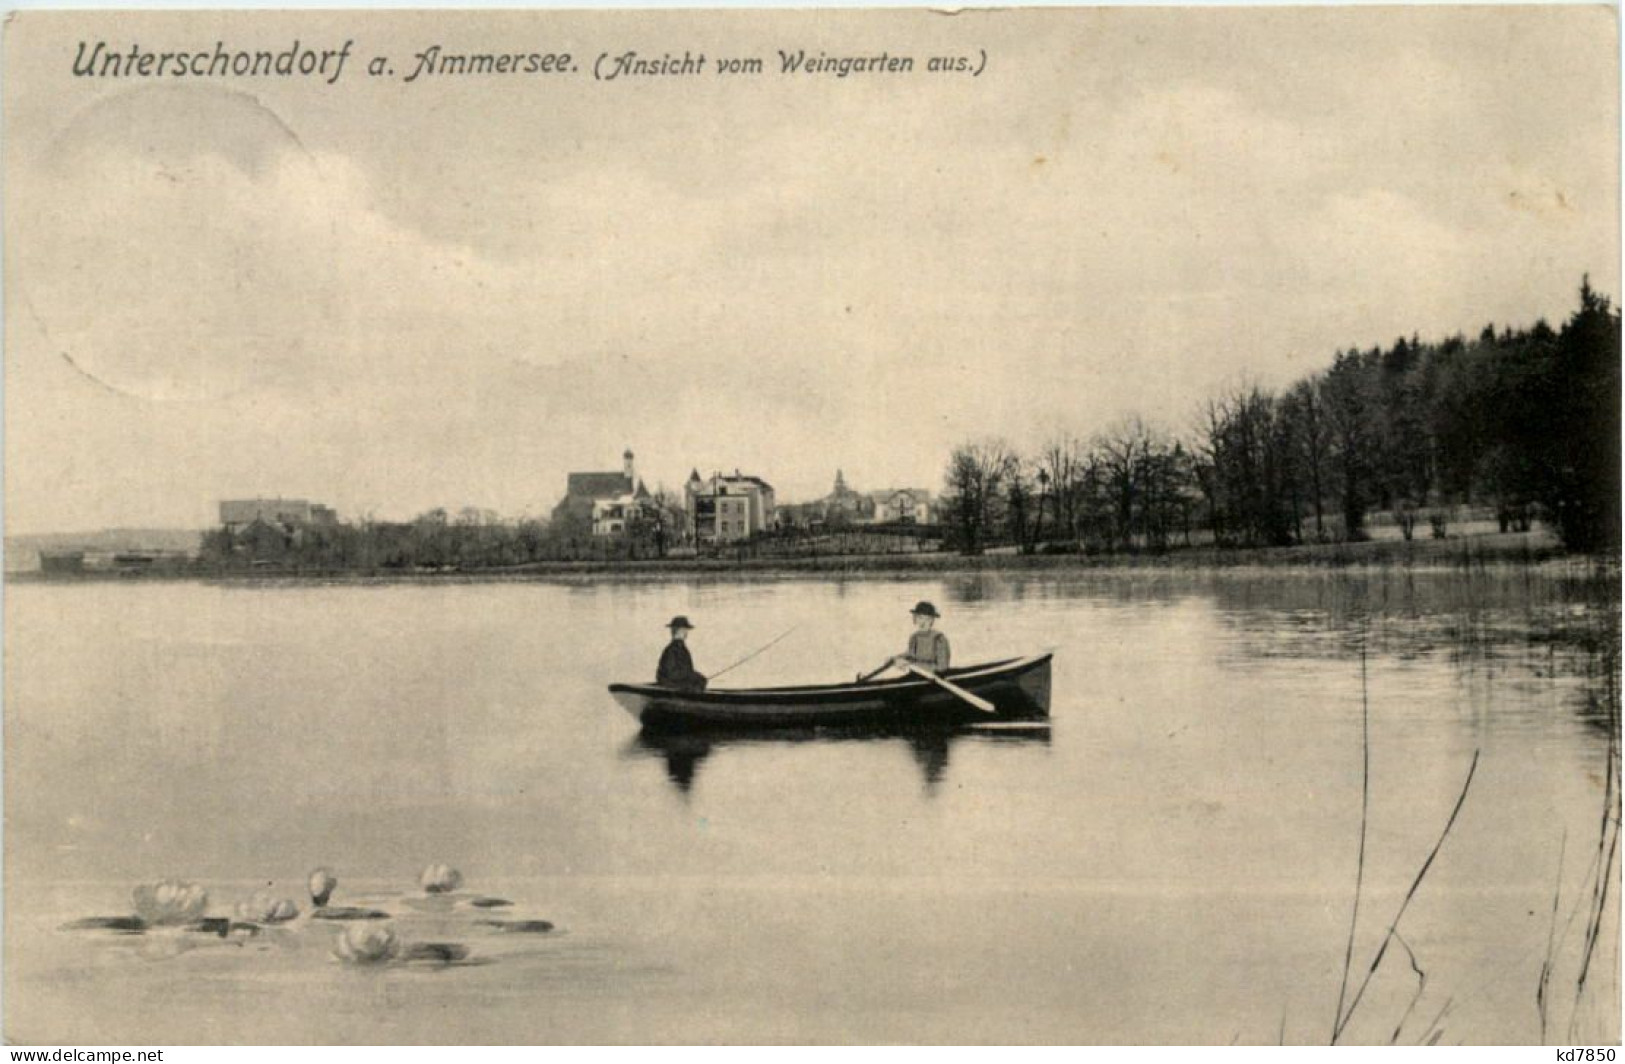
[656,615,708,691]
[891,601,951,675]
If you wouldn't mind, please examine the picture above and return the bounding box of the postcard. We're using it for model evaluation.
[4,6,1619,1046]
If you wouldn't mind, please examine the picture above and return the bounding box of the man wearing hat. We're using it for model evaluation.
[656,616,708,691]
[892,601,951,675]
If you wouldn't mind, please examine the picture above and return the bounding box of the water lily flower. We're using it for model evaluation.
[131,880,208,926]
[308,868,337,908]
[234,892,299,924]
[419,863,463,894]
[333,923,399,966]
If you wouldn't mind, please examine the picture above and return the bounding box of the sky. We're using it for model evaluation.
[4,7,1618,533]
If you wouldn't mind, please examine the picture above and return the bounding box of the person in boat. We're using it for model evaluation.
[656,616,708,691]
[892,601,950,675]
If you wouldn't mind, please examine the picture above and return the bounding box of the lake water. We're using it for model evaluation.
[5,566,1619,1044]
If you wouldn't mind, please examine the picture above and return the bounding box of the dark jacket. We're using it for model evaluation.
[657,639,707,690]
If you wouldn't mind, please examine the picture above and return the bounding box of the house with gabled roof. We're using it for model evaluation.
[686,468,776,544]
[551,449,652,535]
[869,487,935,525]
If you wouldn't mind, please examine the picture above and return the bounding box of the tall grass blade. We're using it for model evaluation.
[1333,643,1372,1040]
[1388,931,1427,1044]
[1538,830,1567,1043]
[1333,748,1481,1043]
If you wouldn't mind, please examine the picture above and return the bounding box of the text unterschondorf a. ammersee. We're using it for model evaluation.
[69,41,989,83]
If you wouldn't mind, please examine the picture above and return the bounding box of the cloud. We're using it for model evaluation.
[5,11,1618,529]
[19,89,545,405]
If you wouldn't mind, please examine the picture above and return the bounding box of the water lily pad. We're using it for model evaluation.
[402,942,470,965]
[402,895,457,913]
[186,918,260,938]
[60,916,146,934]
[311,906,391,921]
[477,919,555,934]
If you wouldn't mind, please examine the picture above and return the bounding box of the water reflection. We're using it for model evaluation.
[1190,565,1621,735]
[622,723,1052,795]
[8,569,1621,1043]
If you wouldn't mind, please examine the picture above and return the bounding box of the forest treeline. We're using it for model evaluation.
[942,280,1621,555]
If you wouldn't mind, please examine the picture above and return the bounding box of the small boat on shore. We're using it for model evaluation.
[608,652,1052,731]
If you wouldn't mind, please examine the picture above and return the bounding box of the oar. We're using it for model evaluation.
[855,659,895,683]
[708,625,799,682]
[902,663,998,715]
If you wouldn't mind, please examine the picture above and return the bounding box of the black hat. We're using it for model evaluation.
[667,615,695,630]
[910,601,940,618]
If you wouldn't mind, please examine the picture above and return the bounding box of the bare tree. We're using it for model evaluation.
[1284,375,1331,541]
[943,438,1017,555]
[1094,416,1162,550]
[1037,434,1087,543]
[1194,381,1299,548]
[1322,350,1379,540]
[1006,456,1037,554]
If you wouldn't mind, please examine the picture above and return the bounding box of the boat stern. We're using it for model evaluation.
[1013,655,1052,718]
[982,652,1051,719]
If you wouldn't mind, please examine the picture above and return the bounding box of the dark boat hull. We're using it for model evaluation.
[609,653,1052,731]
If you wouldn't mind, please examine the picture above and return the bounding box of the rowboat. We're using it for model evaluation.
[608,651,1052,731]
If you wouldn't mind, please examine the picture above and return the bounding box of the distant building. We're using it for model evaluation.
[39,549,85,574]
[686,469,776,544]
[234,519,296,557]
[551,450,651,536]
[822,470,873,524]
[219,498,337,534]
[776,475,933,528]
[869,488,934,525]
[591,493,645,536]
[775,500,828,530]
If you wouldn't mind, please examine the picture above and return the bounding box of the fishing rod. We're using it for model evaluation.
[709,625,800,681]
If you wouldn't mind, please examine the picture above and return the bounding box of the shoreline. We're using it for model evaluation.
[9,531,1619,585]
